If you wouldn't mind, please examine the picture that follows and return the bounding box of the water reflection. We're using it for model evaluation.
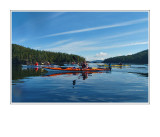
[44,71,109,79]
[113,66,122,69]
[12,65,48,81]
[128,72,148,77]
[12,64,148,103]
[34,67,39,72]
[43,71,111,88]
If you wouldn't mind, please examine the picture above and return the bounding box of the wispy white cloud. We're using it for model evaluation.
[107,41,148,49]
[46,40,96,52]
[48,12,65,20]
[44,39,72,48]
[13,38,27,44]
[82,41,148,51]
[100,29,147,41]
[44,28,148,52]
[96,52,107,57]
[85,41,148,61]
[40,18,148,38]
[95,52,108,60]
[47,40,148,53]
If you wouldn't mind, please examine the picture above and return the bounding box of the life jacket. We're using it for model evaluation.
[82,64,86,68]
[35,62,38,66]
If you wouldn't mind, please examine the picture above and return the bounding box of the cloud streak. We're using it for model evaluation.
[95,52,108,60]
[102,41,148,50]
[82,41,148,51]
[12,38,27,44]
[44,39,72,48]
[46,40,96,52]
[96,52,107,57]
[100,29,147,41]
[47,40,148,53]
[40,18,148,38]
[47,12,65,21]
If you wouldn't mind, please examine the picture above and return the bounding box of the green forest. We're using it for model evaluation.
[103,49,148,64]
[12,44,85,65]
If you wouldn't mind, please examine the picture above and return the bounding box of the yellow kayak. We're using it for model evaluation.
[98,64,131,67]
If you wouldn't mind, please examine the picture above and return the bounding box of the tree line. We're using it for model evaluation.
[103,49,148,64]
[12,44,85,65]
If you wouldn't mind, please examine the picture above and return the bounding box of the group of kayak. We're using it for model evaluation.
[42,61,111,72]
[39,60,130,72]
[98,64,131,67]
[43,66,110,72]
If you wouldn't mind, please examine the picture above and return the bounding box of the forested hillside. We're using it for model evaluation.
[103,49,148,64]
[12,44,85,65]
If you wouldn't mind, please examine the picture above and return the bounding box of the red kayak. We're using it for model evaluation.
[43,67,110,72]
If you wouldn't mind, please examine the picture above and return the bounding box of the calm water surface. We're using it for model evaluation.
[12,64,148,103]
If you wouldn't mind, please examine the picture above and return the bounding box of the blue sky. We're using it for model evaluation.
[12,11,149,61]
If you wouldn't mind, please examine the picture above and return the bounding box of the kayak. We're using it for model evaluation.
[43,67,110,72]
[44,71,104,77]
[98,64,131,67]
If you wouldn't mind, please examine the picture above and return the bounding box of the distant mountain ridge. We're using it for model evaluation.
[90,60,103,63]
[103,49,148,64]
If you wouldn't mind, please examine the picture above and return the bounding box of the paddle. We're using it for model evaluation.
[73,56,82,69]
[72,56,79,65]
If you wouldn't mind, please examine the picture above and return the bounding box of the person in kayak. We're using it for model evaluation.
[119,62,122,65]
[35,62,38,66]
[81,61,88,69]
[109,63,112,71]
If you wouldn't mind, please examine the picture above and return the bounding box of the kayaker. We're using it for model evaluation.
[47,62,50,65]
[109,63,112,71]
[119,62,122,65]
[35,62,38,66]
[81,61,88,69]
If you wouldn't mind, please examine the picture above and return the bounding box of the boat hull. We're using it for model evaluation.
[43,67,110,72]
